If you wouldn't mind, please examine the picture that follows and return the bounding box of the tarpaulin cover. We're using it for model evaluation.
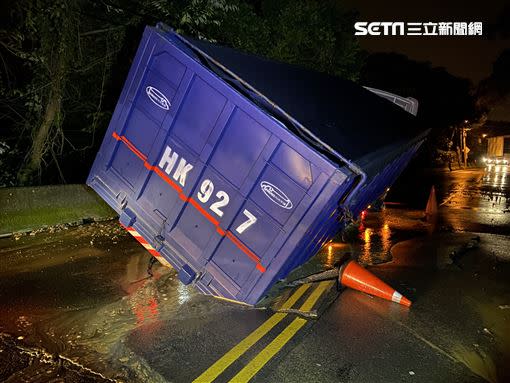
[185,37,424,161]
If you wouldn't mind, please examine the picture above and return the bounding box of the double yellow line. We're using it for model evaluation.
[193,281,332,383]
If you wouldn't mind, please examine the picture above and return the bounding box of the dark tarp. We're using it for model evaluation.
[183,37,426,162]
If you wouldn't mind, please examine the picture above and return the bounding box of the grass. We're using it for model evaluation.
[0,184,116,234]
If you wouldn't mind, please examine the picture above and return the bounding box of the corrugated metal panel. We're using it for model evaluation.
[87,25,427,304]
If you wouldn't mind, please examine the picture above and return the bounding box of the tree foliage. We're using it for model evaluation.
[202,0,363,80]
[476,49,510,113]
[0,0,363,186]
[1,0,123,185]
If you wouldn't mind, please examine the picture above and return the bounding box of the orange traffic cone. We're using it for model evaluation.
[425,185,438,217]
[339,261,412,307]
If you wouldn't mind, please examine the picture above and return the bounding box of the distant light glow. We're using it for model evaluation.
[364,228,372,243]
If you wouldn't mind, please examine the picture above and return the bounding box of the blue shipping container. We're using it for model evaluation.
[87,24,428,305]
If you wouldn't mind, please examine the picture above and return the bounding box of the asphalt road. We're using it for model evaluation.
[0,167,509,382]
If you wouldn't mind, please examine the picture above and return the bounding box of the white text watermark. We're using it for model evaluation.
[354,22,483,36]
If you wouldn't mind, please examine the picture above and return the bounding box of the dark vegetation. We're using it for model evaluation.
[0,0,507,186]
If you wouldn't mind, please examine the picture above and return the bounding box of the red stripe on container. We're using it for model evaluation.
[153,167,183,194]
[226,231,262,264]
[188,197,220,226]
[112,132,147,161]
[112,132,265,273]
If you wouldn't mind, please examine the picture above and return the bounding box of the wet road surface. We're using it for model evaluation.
[0,167,509,382]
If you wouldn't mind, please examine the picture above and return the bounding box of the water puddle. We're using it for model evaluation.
[0,222,192,382]
[347,207,429,266]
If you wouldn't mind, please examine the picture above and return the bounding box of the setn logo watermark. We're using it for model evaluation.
[354,22,482,36]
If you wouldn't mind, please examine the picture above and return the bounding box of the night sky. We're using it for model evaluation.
[346,0,510,120]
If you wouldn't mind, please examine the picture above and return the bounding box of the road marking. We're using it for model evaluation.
[192,284,311,383]
[298,280,332,312]
[230,318,307,383]
[229,281,333,382]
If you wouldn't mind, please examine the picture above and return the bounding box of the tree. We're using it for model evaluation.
[1,0,81,184]
[264,0,362,81]
[476,49,510,114]
[1,0,240,185]
[201,0,363,81]
[1,0,363,185]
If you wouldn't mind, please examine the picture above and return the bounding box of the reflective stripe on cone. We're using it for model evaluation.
[339,260,412,307]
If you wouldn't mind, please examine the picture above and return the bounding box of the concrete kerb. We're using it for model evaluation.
[0,184,117,237]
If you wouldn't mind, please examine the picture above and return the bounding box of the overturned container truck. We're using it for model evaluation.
[87,24,428,305]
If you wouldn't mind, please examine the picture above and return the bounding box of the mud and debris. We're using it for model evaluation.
[0,333,115,382]
[9,217,118,241]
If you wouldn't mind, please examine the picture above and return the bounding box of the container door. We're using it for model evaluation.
[106,37,189,200]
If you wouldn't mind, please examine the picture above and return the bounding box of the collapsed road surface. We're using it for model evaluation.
[0,167,509,382]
